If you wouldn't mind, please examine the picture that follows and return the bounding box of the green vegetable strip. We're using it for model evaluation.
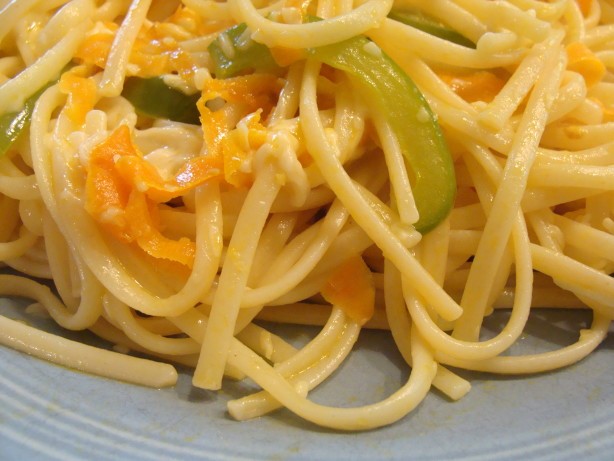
[207,23,456,233]
[0,81,56,158]
[207,23,281,79]
[122,77,201,125]
[310,37,456,233]
[388,9,475,49]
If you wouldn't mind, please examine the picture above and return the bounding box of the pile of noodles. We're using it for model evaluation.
[0,0,613,430]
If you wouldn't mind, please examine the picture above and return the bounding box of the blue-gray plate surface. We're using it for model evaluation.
[1,295,612,461]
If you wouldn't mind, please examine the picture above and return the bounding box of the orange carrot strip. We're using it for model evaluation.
[322,255,375,325]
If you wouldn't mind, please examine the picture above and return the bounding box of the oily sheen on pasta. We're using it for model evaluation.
[0,0,613,431]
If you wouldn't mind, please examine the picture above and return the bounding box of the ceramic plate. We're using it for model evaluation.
[1,294,612,461]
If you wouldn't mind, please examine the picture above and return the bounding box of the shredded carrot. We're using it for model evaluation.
[114,152,223,204]
[566,42,606,87]
[85,125,221,268]
[198,74,283,179]
[438,70,507,103]
[59,68,97,125]
[85,125,133,240]
[124,190,195,267]
[74,9,205,79]
[75,27,116,69]
[85,73,283,266]
[270,47,307,67]
[321,255,375,325]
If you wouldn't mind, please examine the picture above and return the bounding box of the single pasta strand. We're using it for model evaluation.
[373,112,419,226]
[385,51,473,113]
[235,322,297,363]
[526,209,563,252]
[255,302,390,330]
[269,62,304,124]
[0,227,38,260]
[428,98,513,154]
[194,163,281,390]
[0,271,104,330]
[166,309,245,381]
[505,0,568,21]
[541,122,614,150]
[88,318,201,369]
[492,287,586,310]
[563,0,586,43]
[0,175,39,200]
[449,203,486,230]
[522,187,603,213]
[18,200,44,238]
[0,314,177,387]
[437,314,611,374]
[399,0,488,42]
[102,295,201,355]
[369,18,523,69]
[528,164,614,189]
[535,142,614,166]
[459,0,551,41]
[418,218,451,319]
[332,75,368,164]
[270,307,349,376]
[0,20,90,113]
[531,244,614,316]
[248,212,298,287]
[98,0,152,97]
[0,0,44,48]
[180,0,232,21]
[316,0,335,24]
[553,213,614,260]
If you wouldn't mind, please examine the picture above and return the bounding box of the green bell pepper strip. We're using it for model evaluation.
[207,23,282,79]
[388,9,475,49]
[308,37,456,233]
[121,77,201,124]
[2,75,202,156]
[0,80,57,158]
[207,23,456,233]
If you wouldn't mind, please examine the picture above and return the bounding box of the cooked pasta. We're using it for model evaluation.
[0,0,612,431]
